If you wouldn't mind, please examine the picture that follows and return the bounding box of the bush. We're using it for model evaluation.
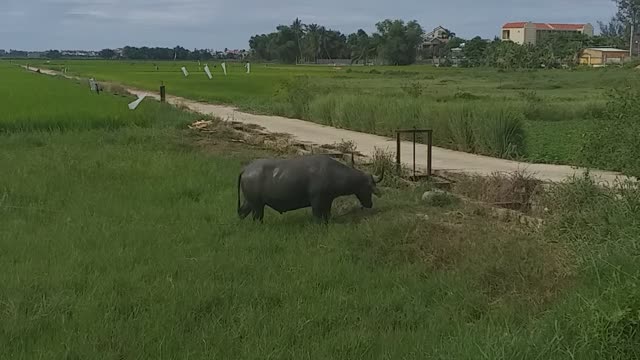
[581,84,640,177]
[475,106,526,158]
[445,106,477,153]
[541,171,640,246]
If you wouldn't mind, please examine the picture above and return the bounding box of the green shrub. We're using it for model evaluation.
[445,106,477,153]
[475,106,526,158]
[581,84,640,177]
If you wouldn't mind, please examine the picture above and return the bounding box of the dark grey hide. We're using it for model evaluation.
[237,154,384,223]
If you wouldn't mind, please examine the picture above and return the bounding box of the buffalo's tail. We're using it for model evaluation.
[237,171,243,215]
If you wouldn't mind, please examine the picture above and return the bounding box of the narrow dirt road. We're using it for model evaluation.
[29,66,631,184]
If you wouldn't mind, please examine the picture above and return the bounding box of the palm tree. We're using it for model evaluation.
[318,26,330,60]
[305,23,321,63]
[291,18,305,63]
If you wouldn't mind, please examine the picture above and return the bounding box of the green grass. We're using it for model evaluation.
[0,63,197,133]
[2,62,640,359]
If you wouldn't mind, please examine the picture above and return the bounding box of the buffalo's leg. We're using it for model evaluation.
[252,204,265,223]
[321,200,334,224]
[238,201,252,219]
[311,198,332,224]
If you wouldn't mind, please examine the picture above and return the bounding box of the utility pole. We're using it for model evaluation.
[632,8,639,57]
[631,22,635,57]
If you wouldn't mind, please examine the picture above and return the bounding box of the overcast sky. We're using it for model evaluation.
[0,0,618,51]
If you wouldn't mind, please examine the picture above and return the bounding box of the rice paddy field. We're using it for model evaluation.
[2,60,640,359]
[24,59,640,169]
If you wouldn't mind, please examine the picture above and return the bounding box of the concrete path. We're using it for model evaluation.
[28,66,631,184]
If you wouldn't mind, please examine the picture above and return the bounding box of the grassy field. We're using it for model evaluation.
[22,59,640,170]
[2,62,640,359]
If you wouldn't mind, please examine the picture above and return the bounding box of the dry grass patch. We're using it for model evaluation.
[450,169,543,212]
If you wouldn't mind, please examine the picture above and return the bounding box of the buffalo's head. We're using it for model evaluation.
[355,169,384,209]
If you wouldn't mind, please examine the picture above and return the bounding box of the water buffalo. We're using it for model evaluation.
[237,154,384,223]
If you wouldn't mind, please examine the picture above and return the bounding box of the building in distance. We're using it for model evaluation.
[501,22,594,45]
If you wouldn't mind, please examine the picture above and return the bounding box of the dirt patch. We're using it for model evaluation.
[445,169,543,212]
[188,119,370,165]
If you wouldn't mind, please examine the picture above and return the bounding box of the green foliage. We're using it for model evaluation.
[276,75,315,118]
[481,33,624,70]
[309,94,526,159]
[475,106,527,158]
[462,36,488,67]
[250,21,350,63]
[374,19,425,65]
[347,29,374,64]
[543,171,640,245]
[581,83,640,177]
[400,81,424,97]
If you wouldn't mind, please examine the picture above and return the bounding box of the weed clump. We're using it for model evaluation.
[401,81,424,98]
[276,75,315,118]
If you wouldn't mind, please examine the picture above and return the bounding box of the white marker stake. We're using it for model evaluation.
[204,64,213,79]
[128,95,147,110]
[221,62,227,76]
[181,66,189,77]
[246,62,251,74]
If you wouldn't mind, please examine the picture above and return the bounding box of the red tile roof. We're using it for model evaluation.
[502,22,586,30]
[503,22,527,29]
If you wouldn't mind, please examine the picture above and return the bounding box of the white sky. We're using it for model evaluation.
[0,0,618,50]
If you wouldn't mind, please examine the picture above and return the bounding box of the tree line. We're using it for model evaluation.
[35,47,247,61]
[249,18,424,65]
[99,46,247,61]
[248,0,638,67]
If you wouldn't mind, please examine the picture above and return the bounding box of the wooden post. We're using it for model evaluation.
[160,82,166,103]
[427,130,433,177]
[412,129,416,177]
[396,131,401,174]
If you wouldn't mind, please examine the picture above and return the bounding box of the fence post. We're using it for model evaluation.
[396,131,401,174]
[427,130,433,177]
[160,82,166,103]
[412,128,416,177]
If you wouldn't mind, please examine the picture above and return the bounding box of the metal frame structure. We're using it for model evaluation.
[395,128,433,178]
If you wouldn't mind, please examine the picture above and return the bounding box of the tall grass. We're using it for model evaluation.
[309,94,526,159]
[581,83,640,177]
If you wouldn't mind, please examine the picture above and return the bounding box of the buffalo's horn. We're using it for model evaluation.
[372,169,385,184]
